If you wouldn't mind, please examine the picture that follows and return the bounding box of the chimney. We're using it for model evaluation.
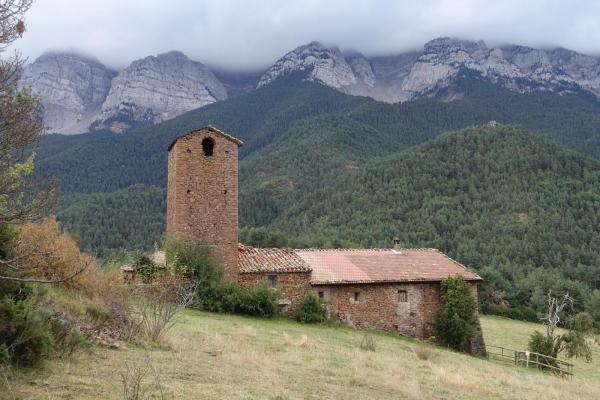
[393,238,402,253]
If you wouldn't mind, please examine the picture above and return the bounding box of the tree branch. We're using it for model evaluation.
[0,259,91,283]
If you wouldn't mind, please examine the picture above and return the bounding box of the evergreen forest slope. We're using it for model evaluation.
[34,75,600,313]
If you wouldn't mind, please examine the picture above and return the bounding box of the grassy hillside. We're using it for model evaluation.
[7,313,599,399]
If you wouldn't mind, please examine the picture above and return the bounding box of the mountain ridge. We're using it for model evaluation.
[21,37,600,134]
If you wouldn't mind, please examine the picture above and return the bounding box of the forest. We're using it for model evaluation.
[33,74,600,319]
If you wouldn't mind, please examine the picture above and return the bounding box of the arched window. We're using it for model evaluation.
[202,137,214,157]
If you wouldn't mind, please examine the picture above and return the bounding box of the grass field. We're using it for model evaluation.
[5,313,600,399]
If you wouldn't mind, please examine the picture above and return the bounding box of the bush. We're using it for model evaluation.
[0,296,55,366]
[16,217,98,293]
[237,283,279,318]
[484,303,508,317]
[433,276,478,351]
[131,252,164,282]
[359,334,376,351]
[166,237,279,318]
[294,292,327,323]
[508,306,538,322]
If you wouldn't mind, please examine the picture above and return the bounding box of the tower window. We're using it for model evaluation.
[202,137,214,157]
[398,290,408,303]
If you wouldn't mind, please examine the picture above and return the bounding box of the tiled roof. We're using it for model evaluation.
[168,125,244,150]
[294,248,482,285]
[238,245,312,273]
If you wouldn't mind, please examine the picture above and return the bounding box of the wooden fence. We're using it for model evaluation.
[486,345,573,379]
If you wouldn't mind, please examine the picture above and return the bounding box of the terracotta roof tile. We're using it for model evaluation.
[294,248,482,284]
[238,245,311,273]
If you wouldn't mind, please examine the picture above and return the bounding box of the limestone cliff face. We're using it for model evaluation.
[95,51,227,132]
[258,38,600,102]
[257,42,358,89]
[20,52,116,134]
[22,39,600,135]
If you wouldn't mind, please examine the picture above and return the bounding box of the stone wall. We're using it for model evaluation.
[316,282,480,341]
[166,128,240,280]
[239,272,312,315]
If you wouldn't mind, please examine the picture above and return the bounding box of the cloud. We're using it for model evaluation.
[12,0,600,70]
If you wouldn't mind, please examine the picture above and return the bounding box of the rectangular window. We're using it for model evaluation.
[268,275,278,289]
[354,291,362,303]
[398,290,408,303]
[318,291,324,299]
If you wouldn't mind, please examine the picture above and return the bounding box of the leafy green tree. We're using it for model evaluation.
[587,289,600,327]
[434,276,478,351]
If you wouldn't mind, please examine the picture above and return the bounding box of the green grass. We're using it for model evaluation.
[5,313,599,399]
[481,315,600,381]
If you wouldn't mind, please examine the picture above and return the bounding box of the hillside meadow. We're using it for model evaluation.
[6,313,599,399]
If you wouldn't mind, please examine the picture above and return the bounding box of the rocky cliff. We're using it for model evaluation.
[258,38,600,103]
[20,52,116,134]
[23,38,600,135]
[95,51,227,132]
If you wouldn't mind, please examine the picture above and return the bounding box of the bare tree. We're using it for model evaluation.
[136,278,197,343]
[543,292,574,340]
[529,291,593,363]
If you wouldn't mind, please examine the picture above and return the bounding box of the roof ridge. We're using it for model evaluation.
[294,247,440,252]
[168,125,244,151]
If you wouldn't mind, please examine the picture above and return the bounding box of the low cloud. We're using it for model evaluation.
[12,0,600,70]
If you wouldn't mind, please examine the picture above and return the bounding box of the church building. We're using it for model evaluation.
[167,126,485,354]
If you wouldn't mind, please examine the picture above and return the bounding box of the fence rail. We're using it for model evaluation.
[486,345,573,379]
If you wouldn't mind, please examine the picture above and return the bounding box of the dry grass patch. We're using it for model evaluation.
[5,313,600,399]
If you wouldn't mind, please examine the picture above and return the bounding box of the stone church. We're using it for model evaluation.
[167,126,485,352]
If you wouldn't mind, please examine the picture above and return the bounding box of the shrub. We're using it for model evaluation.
[0,296,55,366]
[359,334,376,351]
[483,303,507,317]
[0,343,8,364]
[85,303,110,326]
[236,283,279,318]
[508,306,538,322]
[413,347,436,361]
[16,217,97,293]
[166,237,279,318]
[433,276,478,351]
[131,252,164,282]
[294,292,327,323]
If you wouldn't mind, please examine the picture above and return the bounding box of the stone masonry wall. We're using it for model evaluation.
[317,282,480,341]
[239,272,312,315]
[166,128,240,280]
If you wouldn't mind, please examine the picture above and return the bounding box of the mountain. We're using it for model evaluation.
[94,51,227,132]
[20,52,116,134]
[21,38,600,135]
[258,38,600,102]
[35,76,600,248]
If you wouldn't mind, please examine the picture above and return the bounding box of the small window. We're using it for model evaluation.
[398,290,408,303]
[318,291,324,299]
[353,291,363,303]
[202,137,214,157]
[268,275,278,289]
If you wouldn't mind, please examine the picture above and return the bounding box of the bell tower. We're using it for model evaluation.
[166,126,243,280]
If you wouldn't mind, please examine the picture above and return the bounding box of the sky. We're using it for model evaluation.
[12,0,600,71]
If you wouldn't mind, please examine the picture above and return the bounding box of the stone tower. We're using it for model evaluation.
[166,126,243,280]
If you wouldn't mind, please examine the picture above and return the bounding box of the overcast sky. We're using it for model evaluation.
[12,0,600,71]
